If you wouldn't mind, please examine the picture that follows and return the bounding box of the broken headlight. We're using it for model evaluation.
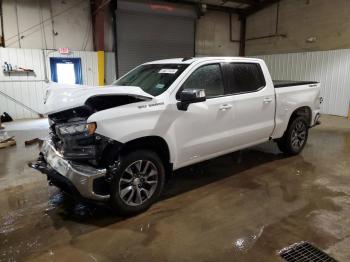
[57,122,96,135]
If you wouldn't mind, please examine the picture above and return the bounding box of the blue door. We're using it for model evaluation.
[50,57,83,85]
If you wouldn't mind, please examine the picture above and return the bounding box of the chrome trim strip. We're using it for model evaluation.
[41,139,110,200]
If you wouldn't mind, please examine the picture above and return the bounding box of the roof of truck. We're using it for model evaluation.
[145,57,264,65]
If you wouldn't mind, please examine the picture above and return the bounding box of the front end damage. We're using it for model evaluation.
[30,119,122,200]
[30,140,110,200]
[30,88,153,201]
[30,113,123,200]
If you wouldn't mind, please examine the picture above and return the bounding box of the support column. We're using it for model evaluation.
[90,0,106,51]
[111,1,118,78]
[97,51,105,86]
[91,0,106,85]
[239,15,246,57]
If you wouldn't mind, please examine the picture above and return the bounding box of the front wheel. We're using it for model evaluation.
[277,116,309,155]
[110,150,165,216]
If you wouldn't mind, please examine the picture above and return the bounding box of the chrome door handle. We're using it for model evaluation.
[263,97,273,103]
[219,104,233,111]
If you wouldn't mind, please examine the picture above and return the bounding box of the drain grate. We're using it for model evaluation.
[279,241,337,262]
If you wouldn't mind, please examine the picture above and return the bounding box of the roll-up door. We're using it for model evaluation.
[116,1,196,76]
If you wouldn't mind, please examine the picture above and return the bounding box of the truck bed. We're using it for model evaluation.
[273,80,319,88]
[272,81,321,139]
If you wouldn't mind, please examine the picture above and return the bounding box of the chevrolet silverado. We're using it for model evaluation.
[30,57,321,215]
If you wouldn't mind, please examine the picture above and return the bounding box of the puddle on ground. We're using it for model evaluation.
[0,127,349,261]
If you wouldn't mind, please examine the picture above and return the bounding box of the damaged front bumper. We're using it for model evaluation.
[30,139,110,201]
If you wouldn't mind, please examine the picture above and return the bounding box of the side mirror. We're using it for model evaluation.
[177,89,206,111]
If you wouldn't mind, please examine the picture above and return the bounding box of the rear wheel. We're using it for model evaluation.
[277,116,309,155]
[110,150,165,215]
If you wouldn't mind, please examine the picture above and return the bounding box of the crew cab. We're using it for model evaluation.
[31,57,321,215]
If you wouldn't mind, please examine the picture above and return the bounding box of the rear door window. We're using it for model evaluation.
[180,64,224,98]
[224,63,266,94]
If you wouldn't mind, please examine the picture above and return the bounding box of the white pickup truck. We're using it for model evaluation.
[31,57,321,215]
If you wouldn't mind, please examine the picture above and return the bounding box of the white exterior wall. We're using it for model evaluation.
[2,0,94,51]
[0,48,99,120]
[255,49,350,117]
[0,48,46,119]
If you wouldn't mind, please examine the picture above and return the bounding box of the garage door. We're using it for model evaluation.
[116,1,196,76]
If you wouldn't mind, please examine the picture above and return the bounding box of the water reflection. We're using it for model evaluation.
[233,226,265,253]
[0,125,349,261]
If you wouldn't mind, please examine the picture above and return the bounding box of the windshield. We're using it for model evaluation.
[113,64,189,96]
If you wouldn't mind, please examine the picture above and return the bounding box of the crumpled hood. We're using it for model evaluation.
[43,83,154,114]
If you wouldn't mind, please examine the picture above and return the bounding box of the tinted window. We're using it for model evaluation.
[181,64,224,98]
[113,64,188,96]
[226,63,266,94]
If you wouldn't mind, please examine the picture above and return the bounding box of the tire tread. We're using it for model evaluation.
[110,150,165,216]
[277,116,309,155]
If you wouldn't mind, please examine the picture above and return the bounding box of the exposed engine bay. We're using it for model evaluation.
[48,94,148,167]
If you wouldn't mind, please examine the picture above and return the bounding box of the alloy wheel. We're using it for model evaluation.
[118,160,159,206]
[291,120,307,151]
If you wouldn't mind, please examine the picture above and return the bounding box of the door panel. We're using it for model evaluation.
[224,62,275,147]
[231,90,275,146]
[174,95,235,165]
[173,63,236,166]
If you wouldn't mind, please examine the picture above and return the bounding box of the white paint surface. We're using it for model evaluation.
[79,57,319,170]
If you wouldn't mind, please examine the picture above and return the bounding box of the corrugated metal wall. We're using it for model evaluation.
[0,48,99,119]
[255,49,350,117]
[117,0,196,76]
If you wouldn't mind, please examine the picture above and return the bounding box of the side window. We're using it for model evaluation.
[181,64,224,98]
[226,63,266,94]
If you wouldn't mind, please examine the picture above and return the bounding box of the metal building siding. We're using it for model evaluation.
[0,48,45,119]
[0,47,99,119]
[255,49,350,117]
[117,11,195,76]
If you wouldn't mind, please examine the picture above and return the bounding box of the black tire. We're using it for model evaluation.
[110,150,165,216]
[277,116,309,155]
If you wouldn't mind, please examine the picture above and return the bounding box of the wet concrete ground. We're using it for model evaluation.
[0,116,350,261]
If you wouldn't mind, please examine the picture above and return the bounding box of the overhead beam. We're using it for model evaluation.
[161,0,240,14]
[225,0,259,6]
[206,4,240,13]
[243,0,280,16]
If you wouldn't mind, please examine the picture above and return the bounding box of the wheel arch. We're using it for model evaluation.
[288,106,312,127]
[119,136,173,175]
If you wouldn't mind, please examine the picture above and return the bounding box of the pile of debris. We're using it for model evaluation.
[0,131,16,149]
